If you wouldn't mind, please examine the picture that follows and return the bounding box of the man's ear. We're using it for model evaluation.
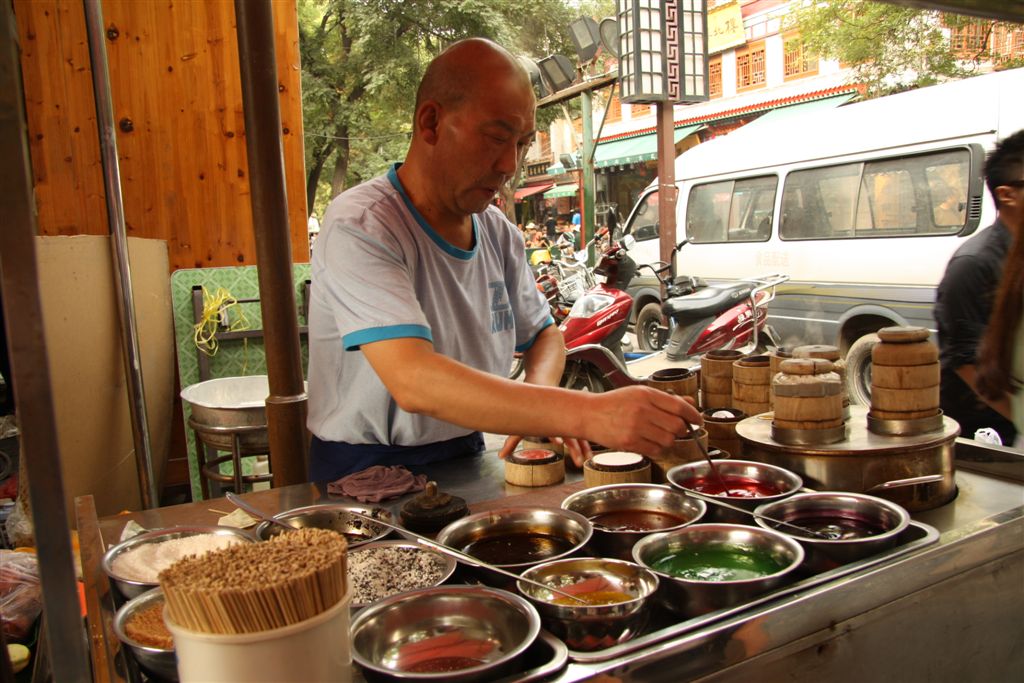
[416,101,442,145]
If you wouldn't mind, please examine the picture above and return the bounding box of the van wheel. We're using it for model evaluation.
[636,303,664,351]
[509,355,524,380]
[845,333,879,406]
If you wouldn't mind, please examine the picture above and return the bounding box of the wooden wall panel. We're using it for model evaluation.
[15,0,309,271]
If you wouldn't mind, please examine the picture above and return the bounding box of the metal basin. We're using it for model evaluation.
[113,588,178,681]
[666,460,803,524]
[253,502,393,546]
[561,484,705,561]
[180,375,270,451]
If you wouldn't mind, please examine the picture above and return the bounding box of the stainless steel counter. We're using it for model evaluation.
[78,441,1024,683]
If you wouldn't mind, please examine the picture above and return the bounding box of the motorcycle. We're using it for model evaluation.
[559,237,788,392]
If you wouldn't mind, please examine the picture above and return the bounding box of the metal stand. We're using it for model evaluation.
[188,418,272,498]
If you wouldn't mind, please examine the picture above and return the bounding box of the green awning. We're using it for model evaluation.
[546,163,566,175]
[593,124,704,169]
[543,184,578,199]
[743,93,857,129]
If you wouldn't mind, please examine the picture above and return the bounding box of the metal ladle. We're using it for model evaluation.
[345,510,590,605]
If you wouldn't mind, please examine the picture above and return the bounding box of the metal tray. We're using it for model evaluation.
[567,520,939,663]
[494,630,568,683]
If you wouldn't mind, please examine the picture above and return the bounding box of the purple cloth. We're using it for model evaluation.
[327,465,428,503]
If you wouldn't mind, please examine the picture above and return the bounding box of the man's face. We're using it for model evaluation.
[433,76,536,217]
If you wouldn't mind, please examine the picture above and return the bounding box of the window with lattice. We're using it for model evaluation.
[735,41,766,91]
[709,57,722,98]
[948,20,991,57]
[783,32,817,80]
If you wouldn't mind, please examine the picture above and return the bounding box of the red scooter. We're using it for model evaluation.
[559,238,788,392]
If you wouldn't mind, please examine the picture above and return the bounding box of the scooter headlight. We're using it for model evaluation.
[568,293,614,318]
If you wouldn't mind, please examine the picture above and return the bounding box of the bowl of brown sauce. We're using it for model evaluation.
[561,484,706,561]
[435,507,591,586]
[516,557,659,651]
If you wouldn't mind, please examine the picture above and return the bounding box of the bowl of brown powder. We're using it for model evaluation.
[113,587,178,681]
[103,525,255,600]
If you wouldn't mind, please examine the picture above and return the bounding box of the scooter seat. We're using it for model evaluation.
[661,282,753,321]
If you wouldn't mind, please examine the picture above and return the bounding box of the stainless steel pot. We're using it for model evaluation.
[736,406,958,512]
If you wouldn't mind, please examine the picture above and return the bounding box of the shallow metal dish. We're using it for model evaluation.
[753,491,910,572]
[435,507,592,585]
[632,523,804,617]
[666,459,803,524]
[348,540,457,610]
[516,557,659,651]
[561,484,705,560]
[102,525,255,600]
[253,502,393,546]
[112,587,177,681]
[350,585,540,682]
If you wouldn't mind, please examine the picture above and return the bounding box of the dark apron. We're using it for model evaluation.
[309,431,485,482]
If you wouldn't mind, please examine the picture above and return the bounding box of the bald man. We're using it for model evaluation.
[306,38,701,481]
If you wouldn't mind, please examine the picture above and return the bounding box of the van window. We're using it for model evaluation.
[686,175,776,243]
[780,149,970,240]
[629,190,660,242]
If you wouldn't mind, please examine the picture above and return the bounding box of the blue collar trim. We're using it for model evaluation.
[387,164,477,260]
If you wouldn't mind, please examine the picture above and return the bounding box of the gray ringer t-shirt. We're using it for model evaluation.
[307,164,553,446]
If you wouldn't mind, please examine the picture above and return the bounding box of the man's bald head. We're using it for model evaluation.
[413,38,533,126]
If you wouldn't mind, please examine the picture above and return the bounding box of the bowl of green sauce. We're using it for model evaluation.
[516,557,659,651]
[632,523,804,617]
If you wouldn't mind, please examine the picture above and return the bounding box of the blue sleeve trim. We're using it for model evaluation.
[514,316,555,353]
[343,324,432,351]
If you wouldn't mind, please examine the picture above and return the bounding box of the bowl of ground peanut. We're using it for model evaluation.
[113,587,177,681]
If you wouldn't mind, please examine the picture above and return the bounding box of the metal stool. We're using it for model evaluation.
[188,417,273,498]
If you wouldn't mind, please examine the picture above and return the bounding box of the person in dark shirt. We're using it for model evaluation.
[934,129,1024,445]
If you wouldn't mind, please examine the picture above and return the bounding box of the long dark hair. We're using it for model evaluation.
[976,226,1024,400]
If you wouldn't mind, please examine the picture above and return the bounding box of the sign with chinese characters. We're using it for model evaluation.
[708,1,745,55]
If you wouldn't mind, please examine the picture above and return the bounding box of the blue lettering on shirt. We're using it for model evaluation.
[489,281,513,333]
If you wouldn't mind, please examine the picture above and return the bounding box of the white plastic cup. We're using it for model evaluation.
[165,592,352,683]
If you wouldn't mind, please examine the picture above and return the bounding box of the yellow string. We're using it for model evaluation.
[193,286,250,358]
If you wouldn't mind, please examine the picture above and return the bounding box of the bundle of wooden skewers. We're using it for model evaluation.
[159,528,348,634]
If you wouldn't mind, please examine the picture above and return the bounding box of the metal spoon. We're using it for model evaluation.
[345,510,589,605]
[685,438,834,540]
[225,492,295,533]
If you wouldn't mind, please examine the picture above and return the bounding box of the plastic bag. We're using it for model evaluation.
[0,550,42,640]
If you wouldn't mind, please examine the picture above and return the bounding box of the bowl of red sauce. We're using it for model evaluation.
[350,585,540,681]
[753,492,910,572]
[516,557,659,651]
[632,523,804,617]
[561,484,706,561]
[666,459,803,523]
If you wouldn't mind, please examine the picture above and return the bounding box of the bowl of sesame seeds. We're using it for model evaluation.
[348,540,457,609]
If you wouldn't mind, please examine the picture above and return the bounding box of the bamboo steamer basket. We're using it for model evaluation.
[771,359,845,444]
[702,375,734,395]
[732,355,771,416]
[702,392,732,410]
[702,408,747,458]
[871,363,941,390]
[767,348,793,408]
[504,449,565,487]
[870,385,940,413]
[872,327,938,368]
[647,429,709,483]
[737,405,958,512]
[583,452,652,487]
[646,367,699,406]
[794,345,848,412]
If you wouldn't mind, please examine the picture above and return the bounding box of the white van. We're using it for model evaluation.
[620,68,1024,403]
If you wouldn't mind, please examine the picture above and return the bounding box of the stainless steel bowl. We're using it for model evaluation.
[632,523,804,617]
[349,540,457,609]
[253,502,393,546]
[350,585,541,682]
[560,484,706,560]
[102,525,255,600]
[113,587,178,681]
[180,375,269,451]
[435,507,592,586]
[754,492,910,572]
[666,459,803,524]
[516,557,659,651]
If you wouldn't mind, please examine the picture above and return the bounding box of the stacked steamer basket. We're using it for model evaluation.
[646,367,699,407]
[701,349,744,409]
[702,408,747,458]
[771,358,845,445]
[736,326,959,512]
[732,355,772,416]
[867,327,944,436]
[793,344,849,417]
[766,348,792,408]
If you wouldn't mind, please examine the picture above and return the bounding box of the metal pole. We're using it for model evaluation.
[0,4,91,680]
[234,0,308,486]
[581,90,597,267]
[83,0,159,509]
[656,102,679,290]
